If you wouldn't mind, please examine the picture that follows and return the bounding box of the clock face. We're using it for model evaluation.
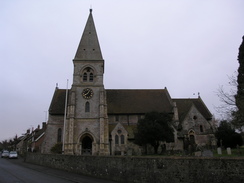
[82,88,93,99]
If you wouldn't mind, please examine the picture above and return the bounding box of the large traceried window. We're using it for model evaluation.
[82,67,94,82]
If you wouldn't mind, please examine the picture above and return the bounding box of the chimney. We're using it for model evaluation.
[42,122,47,129]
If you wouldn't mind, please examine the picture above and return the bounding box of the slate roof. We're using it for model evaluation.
[49,88,173,115]
[106,89,173,114]
[74,9,103,60]
[49,88,69,115]
[173,98,212,122]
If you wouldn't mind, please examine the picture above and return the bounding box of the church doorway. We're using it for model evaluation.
[81,135,93,155]
[188,130,196,145]
[189,135,195,145]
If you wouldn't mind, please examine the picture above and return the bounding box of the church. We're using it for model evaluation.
[41,9,215,155]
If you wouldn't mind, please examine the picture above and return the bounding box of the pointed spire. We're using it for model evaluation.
[74,9,103,60]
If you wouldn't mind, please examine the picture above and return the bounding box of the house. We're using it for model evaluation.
[18,123,47,153]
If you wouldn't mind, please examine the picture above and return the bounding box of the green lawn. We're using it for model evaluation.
[213,147,244,157]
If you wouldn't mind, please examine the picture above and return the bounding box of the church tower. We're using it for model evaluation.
[64,9,109,155]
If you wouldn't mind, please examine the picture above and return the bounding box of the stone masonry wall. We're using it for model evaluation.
[26,153,244,183]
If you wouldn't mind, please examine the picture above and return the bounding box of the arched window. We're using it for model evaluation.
[57,128,62,142]
[190,135,195,144]
[121,135,124,144]
[115,135,119,144]
[89,73,93,82]
[82,67,94,82]
[85,102,90,112]
[83,73,87,82]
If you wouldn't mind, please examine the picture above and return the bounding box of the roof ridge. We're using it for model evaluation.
[106,89,166,91]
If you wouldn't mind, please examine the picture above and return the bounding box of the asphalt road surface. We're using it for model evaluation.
[0,157,116,183]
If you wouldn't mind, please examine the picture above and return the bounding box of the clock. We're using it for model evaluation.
[82,88,93,99]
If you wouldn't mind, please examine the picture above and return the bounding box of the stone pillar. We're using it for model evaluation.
[64,118,74,155]
[99,90,109,155]
[65,90,76,155]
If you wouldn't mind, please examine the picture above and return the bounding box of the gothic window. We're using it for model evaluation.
[190,135,195,144]
[200,125,204,132]
[115,135,119,144]
[83,73,87,82]
[115,115,119,121]
[121,135,124,144]
[57,128,62,142]
[85,102,90,112]
[82,67,94,82]
[89,73,93,82]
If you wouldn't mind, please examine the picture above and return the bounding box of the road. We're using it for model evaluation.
[0,157,116,183]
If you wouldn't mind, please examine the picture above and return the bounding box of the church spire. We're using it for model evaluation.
[74,9,103,60]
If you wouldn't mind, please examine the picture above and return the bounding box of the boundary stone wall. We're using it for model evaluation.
[25,153,244,183]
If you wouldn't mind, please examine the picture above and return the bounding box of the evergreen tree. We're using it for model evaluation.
[233,36,244,130]
[134,111,174,154]
[215,120,243,148]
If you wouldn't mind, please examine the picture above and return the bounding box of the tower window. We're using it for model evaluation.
[89,73,93,82]
[85,102,90,112]
[83,73,87,82]
[82,67,94,83]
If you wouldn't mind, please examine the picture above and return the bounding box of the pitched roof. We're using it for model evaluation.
[49,88,68,115]
[74,9,103,60]
[173,97,212,122]
[49,89,173,115]
[106,89,173,114]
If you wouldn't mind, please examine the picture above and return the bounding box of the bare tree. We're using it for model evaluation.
[216,74,237,120]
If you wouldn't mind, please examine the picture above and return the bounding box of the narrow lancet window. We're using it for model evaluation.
[85,102,90,112]
[57,128,62,142]
[121,135,124,144]
[115,135,119,144]
[83,73,88,82]
[89,73,93,82]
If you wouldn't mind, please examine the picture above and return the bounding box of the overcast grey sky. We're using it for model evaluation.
[1,0,244,141]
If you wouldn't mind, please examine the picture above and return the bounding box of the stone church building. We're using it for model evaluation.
[41,10,215,155]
